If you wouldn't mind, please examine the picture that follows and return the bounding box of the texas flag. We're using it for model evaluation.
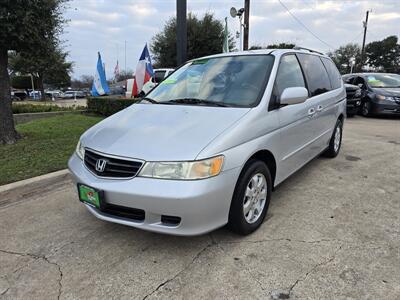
[132,44,154,97]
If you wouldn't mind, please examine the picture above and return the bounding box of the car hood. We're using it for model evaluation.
[82,104,251,161]
[372,87,400,97]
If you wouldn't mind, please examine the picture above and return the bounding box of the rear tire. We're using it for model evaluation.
[323,119,343,158]
[228,160,272,235]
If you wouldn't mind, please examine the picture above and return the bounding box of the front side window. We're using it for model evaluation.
[274,54,305,98]
[145,55,275,107]
[297,54,331,97]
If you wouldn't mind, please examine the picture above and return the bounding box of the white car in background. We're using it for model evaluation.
[125,68,174,98]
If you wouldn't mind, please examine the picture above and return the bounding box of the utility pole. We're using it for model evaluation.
[176,0,187,66]
[243,0,250,50]
[360,10,369,72]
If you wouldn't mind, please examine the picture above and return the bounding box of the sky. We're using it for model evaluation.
[63,0,400,79]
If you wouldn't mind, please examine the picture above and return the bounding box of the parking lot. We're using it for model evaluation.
[0,116,399,299]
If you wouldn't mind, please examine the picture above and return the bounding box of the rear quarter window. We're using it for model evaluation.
[321,58,342,89]
[297,53,331,97]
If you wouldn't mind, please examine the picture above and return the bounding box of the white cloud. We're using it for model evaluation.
[62,0,400,78]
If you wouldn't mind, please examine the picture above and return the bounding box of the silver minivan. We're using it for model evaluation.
[69,48,346,236]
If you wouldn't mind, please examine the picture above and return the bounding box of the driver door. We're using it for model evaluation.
[273,54,316,182]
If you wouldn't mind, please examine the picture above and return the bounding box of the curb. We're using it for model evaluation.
[0,169,70,194]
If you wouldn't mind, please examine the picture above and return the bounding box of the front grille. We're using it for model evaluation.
[101,203,145,221]
[84,149,143,178]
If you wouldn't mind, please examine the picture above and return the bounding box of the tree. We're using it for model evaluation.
[327,43,361,74]
[365,35,400,73]
[0,0,68,144]
[9,46,73,90]
[115,69,134,82]
[249,42,295,50]
[71,75,94,89]
[151,13,235,67]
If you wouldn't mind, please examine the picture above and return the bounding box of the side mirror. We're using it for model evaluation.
[280,87,309,106]
[357,83,364,89]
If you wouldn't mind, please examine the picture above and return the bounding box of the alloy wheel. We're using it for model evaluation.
[243,173,267,224]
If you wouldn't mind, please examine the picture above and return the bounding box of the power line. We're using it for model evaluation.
[277,0,336,50]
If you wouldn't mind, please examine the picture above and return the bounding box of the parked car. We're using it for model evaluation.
[12,90,28,100]
[62,91,85,99]
[342,73,400,116]
[125,68,174,98]
[29,90,41,100]
[344,83,362,117]
[45,90,64,99]
[153,68,174,84]
[69,48,346,236]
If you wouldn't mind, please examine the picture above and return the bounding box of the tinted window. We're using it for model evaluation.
[154,71,166,83]
[321,58,342,89]
[274,54,305,97]
[297,54,331,96]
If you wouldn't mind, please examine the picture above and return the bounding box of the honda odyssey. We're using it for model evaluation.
[69,48,346,236]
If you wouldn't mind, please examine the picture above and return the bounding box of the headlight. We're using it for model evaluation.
[376,94,395,101]
[138,156,224,180]
[76,140,85,160]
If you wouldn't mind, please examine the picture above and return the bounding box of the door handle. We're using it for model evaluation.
[308,108,315,116]
[317,105,323,112]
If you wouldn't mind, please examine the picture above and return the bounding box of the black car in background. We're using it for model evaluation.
[344,83,362,117]
[342,73,400,117]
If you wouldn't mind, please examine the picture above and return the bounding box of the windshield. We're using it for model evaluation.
[145,55,274,107]
[366,74,400,88]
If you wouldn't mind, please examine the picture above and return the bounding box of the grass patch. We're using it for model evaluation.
[0,114,103,185]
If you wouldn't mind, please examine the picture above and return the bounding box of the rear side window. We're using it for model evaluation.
[321,58,342,89]
[297,54,331,96]
[274,54,305,97]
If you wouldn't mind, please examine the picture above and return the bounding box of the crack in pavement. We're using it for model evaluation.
[142,237,216,300]
[218,237,344,245]
[0,249,63,299]
[286,244,343,298]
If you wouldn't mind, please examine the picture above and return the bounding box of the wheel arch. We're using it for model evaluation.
[245,149,277,189]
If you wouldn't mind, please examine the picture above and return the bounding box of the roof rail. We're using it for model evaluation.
[292,46,324,55]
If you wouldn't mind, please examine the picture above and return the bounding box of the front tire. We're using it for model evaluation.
[228,160,272,235]
[323,119,343,158]
[361,101,371,117]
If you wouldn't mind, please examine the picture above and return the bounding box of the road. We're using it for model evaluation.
[0,116,399,299]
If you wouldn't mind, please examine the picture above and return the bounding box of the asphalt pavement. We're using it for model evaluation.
[0,116,399,299]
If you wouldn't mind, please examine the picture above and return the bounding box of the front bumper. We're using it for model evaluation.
[346,98,361,115]
[68,153,240,236]
[371,101,400,115]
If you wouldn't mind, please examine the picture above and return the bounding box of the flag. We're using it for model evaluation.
[223,17,229,53]
[91,52,110,96]
[114,60,120,80]
[132,44,154,97]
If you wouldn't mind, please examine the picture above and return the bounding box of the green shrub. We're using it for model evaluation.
[12,103,84,114]
[87,97,139,116]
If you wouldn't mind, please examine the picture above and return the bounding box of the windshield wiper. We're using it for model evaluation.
[162,98,230,107]
[140,97,158,104]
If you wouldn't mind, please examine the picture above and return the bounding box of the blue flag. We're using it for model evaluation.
[91,52,110,96]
